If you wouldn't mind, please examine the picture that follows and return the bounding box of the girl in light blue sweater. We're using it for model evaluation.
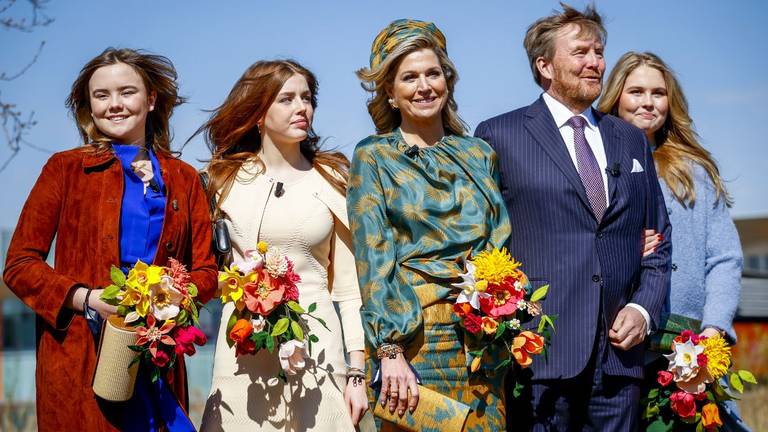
[599,51,748,431]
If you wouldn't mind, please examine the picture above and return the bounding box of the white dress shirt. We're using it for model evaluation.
[542,92,652,334]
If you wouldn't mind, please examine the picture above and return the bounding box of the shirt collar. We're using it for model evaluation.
[542,92,598,131]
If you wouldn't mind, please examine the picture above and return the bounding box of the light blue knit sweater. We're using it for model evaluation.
[660,162,743,342]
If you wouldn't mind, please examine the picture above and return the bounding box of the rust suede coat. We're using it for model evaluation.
[3,146,217,431]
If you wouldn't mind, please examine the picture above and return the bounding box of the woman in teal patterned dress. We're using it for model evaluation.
[347,19,511,431]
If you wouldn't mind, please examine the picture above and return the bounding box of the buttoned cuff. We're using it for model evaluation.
[625,303,652,335]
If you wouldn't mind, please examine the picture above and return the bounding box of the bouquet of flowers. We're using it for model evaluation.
[642,329,758,431]
[99,258,207,382]
[452,248,555,377]
[219,241,327,378]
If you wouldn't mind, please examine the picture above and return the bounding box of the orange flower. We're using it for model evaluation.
[482,316,499,335]
[511,331,545,368]
[229,319,254,343]
[453,301,473,318]
[243,271,285,315]
[470,356,482,373]
[702,403,722,429]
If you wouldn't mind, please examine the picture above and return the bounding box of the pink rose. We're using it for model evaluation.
[670,391,697,419]
[173,325,207,357]
[151,349,171,368]
[657,370,673,387]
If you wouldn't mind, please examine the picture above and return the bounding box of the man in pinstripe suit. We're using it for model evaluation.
[475,4,671,430]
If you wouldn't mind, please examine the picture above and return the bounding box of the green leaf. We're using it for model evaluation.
[127,353,142,369]
[176,310,188,326]
[265,335,275,353]
[110,265,126,286]
[309,334,319,343]
[529,284,550,302]
[225,312,238,348]
[495,321,507,339]
[738,370,757,385]
[286,301,305,314]
[315,317,328,330]
[308,303,317,313]
[290,320,304,341]
[100,284,122,301]
[117,305,130,316]
[271,318,290,336]
[187,283,198,298]
[646,419,673,432]
[643,403,660,420]
[188,299,200,325]
[512,381,525,398]
[150,367,160,383]
[730,373,744,393]
[695,420,705,432]
[648,388,659,399]
[127,345,145,353]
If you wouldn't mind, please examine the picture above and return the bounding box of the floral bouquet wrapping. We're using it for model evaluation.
[642,329,758,431]
[219,241,327,378]
[452,248,555,380]
[98,258,207,384]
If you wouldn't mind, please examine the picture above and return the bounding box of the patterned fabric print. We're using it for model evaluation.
[568,116,606,221]
[369,19,447,69]
[371,302,506,432]
[347,128,511,349]
[348,129,510,430]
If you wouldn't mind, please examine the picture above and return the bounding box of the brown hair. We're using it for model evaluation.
[356,35,467,136]
[65,47,184,155]
[524,2,606,88]
[194,60,349,213]
[597,51,732,207]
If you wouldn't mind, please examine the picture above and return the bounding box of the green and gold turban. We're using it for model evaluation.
[369,18,447,70]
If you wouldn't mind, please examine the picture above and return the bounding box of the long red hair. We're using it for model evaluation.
[193,60,349,214]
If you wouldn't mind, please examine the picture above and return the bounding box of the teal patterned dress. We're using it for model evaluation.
[347,128,511,431]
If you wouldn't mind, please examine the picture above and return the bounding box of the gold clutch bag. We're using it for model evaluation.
[373,384,471,432]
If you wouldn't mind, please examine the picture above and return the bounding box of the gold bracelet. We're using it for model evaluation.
[376,343,404,360]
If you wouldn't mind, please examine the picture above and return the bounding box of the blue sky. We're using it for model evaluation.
[1,0,767,229]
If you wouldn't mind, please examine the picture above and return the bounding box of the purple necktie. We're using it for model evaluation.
[568,116,606,221]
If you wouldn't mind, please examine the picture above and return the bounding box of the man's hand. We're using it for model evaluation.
[608,306,647,350]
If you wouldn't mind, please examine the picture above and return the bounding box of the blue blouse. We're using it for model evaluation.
[112,144,166,269]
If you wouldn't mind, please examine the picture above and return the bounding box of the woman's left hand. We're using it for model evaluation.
[700,327,723,339]
[344,376,370,426]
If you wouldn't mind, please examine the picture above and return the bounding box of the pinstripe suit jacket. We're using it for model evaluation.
[475,96,671,380]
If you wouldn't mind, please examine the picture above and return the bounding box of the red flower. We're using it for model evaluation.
[479,279,525,318]
[670,391,697,419]
[173,325,207,357]
[151,349,171,368]
[235,338,256,356]
[282,281,299,302]
[464,313,482,334]
[135,314,176,361]
[167,257,192,295]
[453,302,473,318]
[657,370,673,387]
[243,271,285,315]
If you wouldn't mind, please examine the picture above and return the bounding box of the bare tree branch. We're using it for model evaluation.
[0,0,54,172]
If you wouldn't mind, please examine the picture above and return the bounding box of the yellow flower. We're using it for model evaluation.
[701,334,731,380]
[473,248,521,285]
[219,267,245,310]
[126,260,150,289]
[470,356,482,373]
[482,317,499,335]
[257,241,269,254]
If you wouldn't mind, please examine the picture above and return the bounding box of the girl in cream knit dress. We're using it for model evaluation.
[198,60,370,431]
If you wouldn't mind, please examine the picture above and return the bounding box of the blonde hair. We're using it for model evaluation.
[524,2,606,88]
[598,51,732,207]
[356,35,467,136]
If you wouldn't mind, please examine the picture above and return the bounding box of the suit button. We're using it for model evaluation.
[592,275,601,282]
[597,232,604,239]
[165,241,174,251]
[672,263,678,271]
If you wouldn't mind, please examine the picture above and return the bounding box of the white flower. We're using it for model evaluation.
[508,319,521,330]
[233,249,264,275]
[278,339,308,375]
[517,300,527,310]
[265,247,288,277]
[251,315,266,333]
[665,340,705,380]
[150,275,183,321]
[452,261,490,310]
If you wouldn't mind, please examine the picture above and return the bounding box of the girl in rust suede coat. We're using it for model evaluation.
[3,48,217,431]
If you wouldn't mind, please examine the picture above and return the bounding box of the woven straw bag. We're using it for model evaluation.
[92,315,140,401]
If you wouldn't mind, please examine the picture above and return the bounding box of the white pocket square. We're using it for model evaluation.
[631,158,644,173]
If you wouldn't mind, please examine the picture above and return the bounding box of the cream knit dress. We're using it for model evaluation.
[200,166,366,432]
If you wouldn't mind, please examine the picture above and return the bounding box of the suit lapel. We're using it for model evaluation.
[524,97,593,216]
[597,111,621,208]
